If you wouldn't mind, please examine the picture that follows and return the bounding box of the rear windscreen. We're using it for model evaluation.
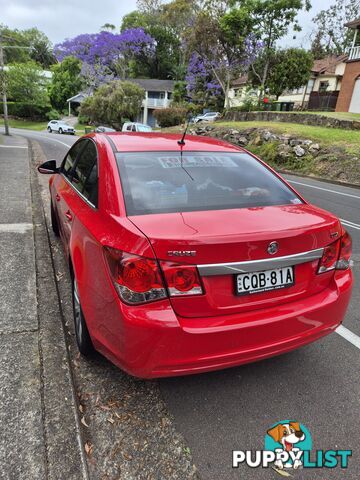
[116,152,303,215]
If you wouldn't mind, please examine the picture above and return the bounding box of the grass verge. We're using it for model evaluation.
[0,118,48,131]
[216,121,360,154]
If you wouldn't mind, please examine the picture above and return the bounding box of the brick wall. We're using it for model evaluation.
[336,60,360,112]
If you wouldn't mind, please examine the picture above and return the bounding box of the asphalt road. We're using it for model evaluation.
[5,127,360,479]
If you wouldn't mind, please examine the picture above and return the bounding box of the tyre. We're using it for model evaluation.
[58,128,63,134]
[72,278,94,356]
[48,127,52,133]
[50,202,60,237]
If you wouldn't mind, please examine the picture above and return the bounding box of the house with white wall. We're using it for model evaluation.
[67,78,174,126]
[336,17,360,113]
[278,55,347,109]
[130,79,174,127]
[227,75,259,108]
[228,55,348,110]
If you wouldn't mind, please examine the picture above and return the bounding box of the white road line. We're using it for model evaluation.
[0,145,28,149]
[336,325,360,350]
[289,180,360,200]
[341,219,360,227]
[341,220,360,231]
[25,133,72,148]
[0,223,33,233]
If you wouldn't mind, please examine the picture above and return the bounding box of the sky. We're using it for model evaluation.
[0,0,331,47]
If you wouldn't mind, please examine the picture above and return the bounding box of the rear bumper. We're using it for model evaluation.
[95,270,352,379]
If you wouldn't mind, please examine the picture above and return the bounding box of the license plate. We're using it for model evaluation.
[236,266,294,296]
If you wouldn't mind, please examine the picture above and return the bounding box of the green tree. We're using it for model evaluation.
[172,81,188,102]
[184,10,256,108]
[101,23,116,31]
[312,0,360,54]
[6,62,51,117]
[310,31,328,59]
[0,26,55,68]
[121,11,180,79]
[80,80,145,127]
[250,48,313,98]
[49,56,83,111]
[223,0,311,92]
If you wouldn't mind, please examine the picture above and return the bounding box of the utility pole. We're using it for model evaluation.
[0,34,10,136]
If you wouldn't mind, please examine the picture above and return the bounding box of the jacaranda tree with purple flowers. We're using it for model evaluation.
[54,29,156,78]
[185,12,262,108]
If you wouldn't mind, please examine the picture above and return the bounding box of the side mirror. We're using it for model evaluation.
[38,160,59,174]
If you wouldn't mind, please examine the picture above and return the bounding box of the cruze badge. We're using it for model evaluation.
[168,250,196,257]
[267,241,279,255]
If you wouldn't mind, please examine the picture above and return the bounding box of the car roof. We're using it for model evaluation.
[93,132,243,153]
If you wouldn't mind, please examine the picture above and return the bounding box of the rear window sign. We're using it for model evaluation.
[159,155,237,169]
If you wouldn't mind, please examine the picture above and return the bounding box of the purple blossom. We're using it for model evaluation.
[185,34,263,99]
[54,29,156,67]
[80,63,116,91]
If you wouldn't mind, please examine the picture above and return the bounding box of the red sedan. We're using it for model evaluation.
[38,133,353,378]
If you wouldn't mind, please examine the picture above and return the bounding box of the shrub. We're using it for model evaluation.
[80,80,145,129]
[77,114,90,125]
[0,101,49,119]
[45,109,60,120]
[153,107,187,127]
[229,97,258,113]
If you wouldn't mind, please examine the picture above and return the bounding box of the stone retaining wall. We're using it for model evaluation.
[223,111,360,130]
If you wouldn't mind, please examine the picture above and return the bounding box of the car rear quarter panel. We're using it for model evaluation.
[68,136,155,353]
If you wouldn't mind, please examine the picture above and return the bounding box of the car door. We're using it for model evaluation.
[61,140,99,259]
[52,140,87,249]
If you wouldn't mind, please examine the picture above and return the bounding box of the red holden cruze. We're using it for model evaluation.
[38,133,353,378]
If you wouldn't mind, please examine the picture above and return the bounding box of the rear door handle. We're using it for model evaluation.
[65,210,73,222]
[55,194,61,202]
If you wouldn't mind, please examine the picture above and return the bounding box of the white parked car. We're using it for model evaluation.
[194,112,221,123]
[47,120,75,135]
[95,125,116,133]
[122,122,153,132]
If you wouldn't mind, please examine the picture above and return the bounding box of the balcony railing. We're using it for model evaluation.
[142,98,171,108]
[349,45,360,60]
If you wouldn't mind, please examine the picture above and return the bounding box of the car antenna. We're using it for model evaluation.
[177,115,191,146]
[178,116,194,181]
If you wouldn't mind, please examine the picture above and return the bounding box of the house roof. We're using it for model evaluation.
[311,55,348,75]
[128,78,175,92]
[344,17,360,29]
[67,92,89,103]
[231,75,249,87]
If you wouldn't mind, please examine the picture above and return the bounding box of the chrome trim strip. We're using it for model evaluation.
[197,248,324,276]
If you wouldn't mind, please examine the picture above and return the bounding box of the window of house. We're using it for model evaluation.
[306,79,315,94]
[319,81,329,93]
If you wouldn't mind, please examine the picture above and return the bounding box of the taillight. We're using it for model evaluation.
[160,261,203,296]
[336,230,352,270]
[104,247,166,304]
[317,231,352,274]
[317,240,340,273]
